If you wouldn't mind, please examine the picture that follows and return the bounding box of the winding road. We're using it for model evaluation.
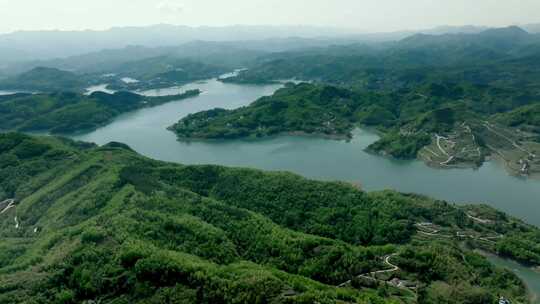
[0,199,15,214]
[416,218,503,243]
[435,134,457,166]
[1,199,20,229]
[467,213,492,224]
[436,134,450,156]
[338,254,401,288]
[483,121,535,157]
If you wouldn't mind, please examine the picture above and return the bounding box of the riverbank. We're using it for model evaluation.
[478,250,540,304]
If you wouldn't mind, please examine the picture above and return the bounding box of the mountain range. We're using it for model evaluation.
[1,23,539,67]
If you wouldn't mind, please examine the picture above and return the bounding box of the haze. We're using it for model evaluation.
[1,0,540,34]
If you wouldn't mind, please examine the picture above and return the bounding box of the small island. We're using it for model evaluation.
[0,89,200,134]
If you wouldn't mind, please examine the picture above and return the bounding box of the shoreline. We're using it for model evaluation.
[489,153,540,181]
[475,249,540,303]
[420,154,540,181]
[170,129,353,143]
[171,125,540,181]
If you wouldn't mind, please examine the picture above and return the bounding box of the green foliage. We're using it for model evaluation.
[171,78,539,162]
[495,103,540,130]
[0,67,87,92]
[81,227,107,244]
[2,25,540,304]
[171,83,379,140]
[0,134,535,303]
[368,132,431,159]
[0,90,200,134]
[497,231,540,265]
[226,27,540,92]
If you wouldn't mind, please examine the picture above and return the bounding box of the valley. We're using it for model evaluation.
[1,21,540,303]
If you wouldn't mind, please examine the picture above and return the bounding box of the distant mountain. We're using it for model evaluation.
[419,25,489,35]
[0,67,86,92]
[0,24,518,66]
[396,26,539,57]
[400,26,532,46]
[522,23,540,33]
[0,25,364,64]
[220,26,540,91]
[3,39,346,76]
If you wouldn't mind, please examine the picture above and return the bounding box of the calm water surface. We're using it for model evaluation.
[70,78,540,299]
[72,79,540,226]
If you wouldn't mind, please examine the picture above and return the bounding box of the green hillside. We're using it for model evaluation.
[0,132,538,303]
[0,90,200,134]
[0,67,88,92]
[222,27,540,92]
[495,103,540,129]
[169,84,368,140]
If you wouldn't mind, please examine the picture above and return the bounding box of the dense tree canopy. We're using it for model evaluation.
[0,133,537,303]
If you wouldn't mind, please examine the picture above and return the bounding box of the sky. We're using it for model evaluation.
[0,0,539,34]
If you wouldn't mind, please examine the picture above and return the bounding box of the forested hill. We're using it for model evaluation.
[0,58,228,92]
[170,83,366,140]
[222,26,540,89]
[0,132,539,303]
[0,67,88,92]
[0,89,200,134]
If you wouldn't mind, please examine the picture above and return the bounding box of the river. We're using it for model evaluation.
[71,78,540,302]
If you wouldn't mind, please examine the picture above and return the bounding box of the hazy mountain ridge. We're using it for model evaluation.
[1,23,536,67]
[223,25,540,87]
[0,24,366,65]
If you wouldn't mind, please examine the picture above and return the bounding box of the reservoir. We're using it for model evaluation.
[69,78,540,301]
[72,78,540,226]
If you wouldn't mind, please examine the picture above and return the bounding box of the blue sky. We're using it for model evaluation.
[0,0,539,33]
